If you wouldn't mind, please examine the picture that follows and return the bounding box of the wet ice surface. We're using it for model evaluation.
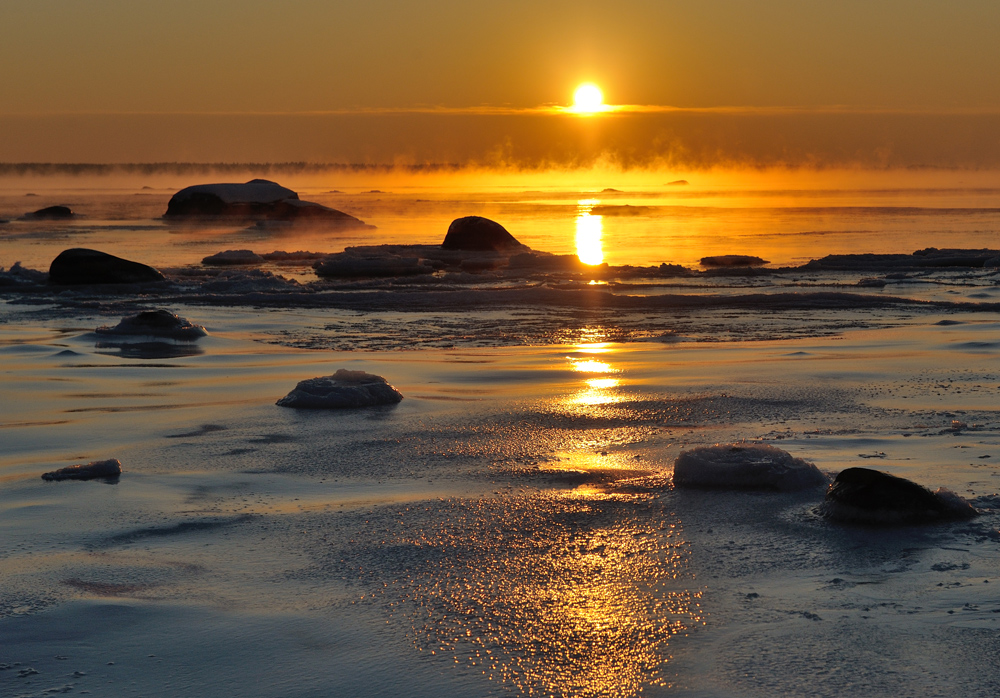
[2,302,1000,697]
[3,184,1000,696]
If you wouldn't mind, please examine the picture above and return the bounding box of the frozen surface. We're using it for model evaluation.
[2,179,1000,697]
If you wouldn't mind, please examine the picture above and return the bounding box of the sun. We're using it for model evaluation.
[572,83,605,114]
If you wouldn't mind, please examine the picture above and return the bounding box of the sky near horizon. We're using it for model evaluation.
[3,1,1000,166]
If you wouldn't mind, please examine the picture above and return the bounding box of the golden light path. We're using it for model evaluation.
[367,334,703,697]
[570,358,614,374]
[575,199,605,265]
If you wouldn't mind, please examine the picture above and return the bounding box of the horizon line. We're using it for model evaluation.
[6,105,1000,118]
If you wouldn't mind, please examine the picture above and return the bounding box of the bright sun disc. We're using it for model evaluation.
[573,84,604,113]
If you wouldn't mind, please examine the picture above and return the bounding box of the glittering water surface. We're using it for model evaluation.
[3,176,1000,697]
[330,491,701,697]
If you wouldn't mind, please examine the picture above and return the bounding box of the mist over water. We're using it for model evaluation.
[6,111,1000,169]
[3,165,1000,271]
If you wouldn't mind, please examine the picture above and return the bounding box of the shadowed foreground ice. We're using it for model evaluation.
[2,303,1000,697]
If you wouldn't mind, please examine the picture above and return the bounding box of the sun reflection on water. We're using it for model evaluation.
[384,492,702,698]
[575,340,612,353]
[328,332,704,697]
[571,359,615,373]
[576,199,604,266]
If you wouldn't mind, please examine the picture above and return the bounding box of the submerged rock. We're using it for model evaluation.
[673,443,829,491]
[202,249,265,266]
[820,467,978,524]
[700,255,769,267]
[442,216,525,252]
[42,459,122,482]
[95,310,207,339]
[164,179,369,227]
[24,205,74,220]
[277,369,403,409]
[48,248,165,285]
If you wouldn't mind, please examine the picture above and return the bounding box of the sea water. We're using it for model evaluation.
[2,170,1000,697]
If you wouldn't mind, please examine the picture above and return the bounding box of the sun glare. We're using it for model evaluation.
[572,83,605,114]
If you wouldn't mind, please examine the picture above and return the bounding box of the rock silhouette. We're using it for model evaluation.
[442,216,525,252]
[49,248,165,285]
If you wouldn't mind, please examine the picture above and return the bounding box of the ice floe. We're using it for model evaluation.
[315,250,434,278]
[0,262,47,288]
[673,443,829,491]
[202,249,265,266]
[803,247,1000,271]
[276,369,404,408]
[95,310,208,340]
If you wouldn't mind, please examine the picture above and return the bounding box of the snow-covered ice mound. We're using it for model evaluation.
[41,458,122,481]
[673,443,829,491]
[314,252,433,278]
[820,467,978,524]
[276,369,403,409]
[95,310,208,339]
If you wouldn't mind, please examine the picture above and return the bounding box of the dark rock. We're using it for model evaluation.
[821,467,978,524]
[163,179,369,227]
[442,216,525,252]
[24,205,74,220]
[701,255,769,267]
[667,180,689,185]
[95,310,207,339]
[42,459,122,482]
[276,369,403,408]
[49,248,165,285]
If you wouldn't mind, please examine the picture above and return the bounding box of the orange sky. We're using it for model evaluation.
[3,1,1000,165]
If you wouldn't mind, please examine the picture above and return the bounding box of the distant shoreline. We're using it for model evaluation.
[0,162,466,177]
